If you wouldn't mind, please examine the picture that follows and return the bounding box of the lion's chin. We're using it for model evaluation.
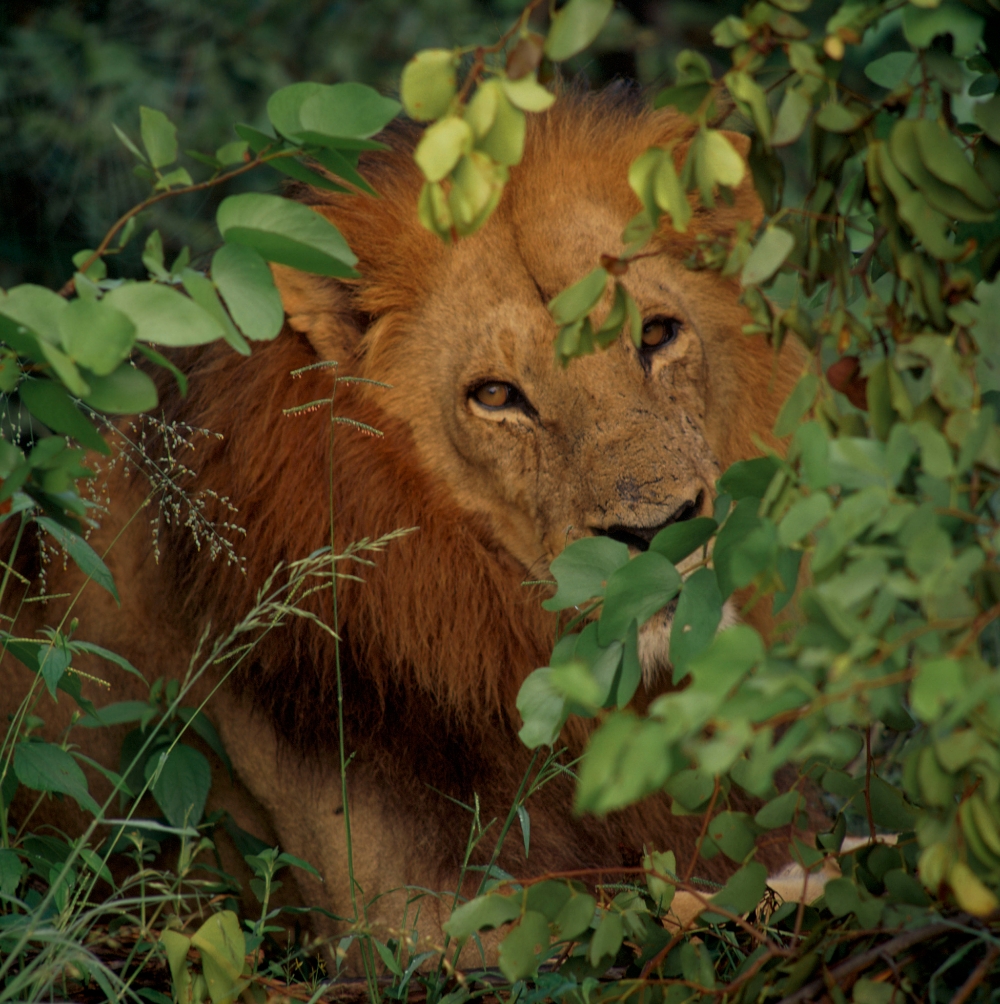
[637,599,739,691]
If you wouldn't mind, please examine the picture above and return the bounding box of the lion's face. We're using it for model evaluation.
[365,206,720,577]
[279,101,799,664]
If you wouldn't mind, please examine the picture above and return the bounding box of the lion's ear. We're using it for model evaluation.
[270,263,362,362]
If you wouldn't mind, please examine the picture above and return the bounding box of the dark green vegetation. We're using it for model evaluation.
[4,0,1000,1002]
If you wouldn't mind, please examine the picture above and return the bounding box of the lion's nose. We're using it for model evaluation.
[592,491,705,553]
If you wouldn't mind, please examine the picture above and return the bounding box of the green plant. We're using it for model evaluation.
[415,0,1000,1000]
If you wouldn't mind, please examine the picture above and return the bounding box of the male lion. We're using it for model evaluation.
[2,91,800,956]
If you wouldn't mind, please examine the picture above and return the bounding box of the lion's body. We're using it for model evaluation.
[2,92,801,957]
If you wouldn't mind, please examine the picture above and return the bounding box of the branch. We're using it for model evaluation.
[775,921,954,1004]
[57,147,301,297]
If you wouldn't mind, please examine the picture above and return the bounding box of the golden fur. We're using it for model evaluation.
[1,90,802,959]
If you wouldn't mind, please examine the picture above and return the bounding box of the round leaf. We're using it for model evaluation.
[82,365,158,415]
[145,743,211,828]
[58,298,136,376]
[212,244,284,341]
[414,116,473,183]
[216,193,358,278]
[499,911,550,982]
[543,535,629,611]
[443,892,521,939]
[268,82,400,144]
[599,551,681,644]
[547,267,608,326]
[553,893,596,941]
[501,74,555,112]
[702,129,746,188]
[544,0,614,62]
[18,378,108,454]
[105,282,227,346]
[400,49,457,122]
[742,227,795,287]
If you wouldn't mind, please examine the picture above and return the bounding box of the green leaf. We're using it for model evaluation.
[443,892,521,938]
[553,892,596,940]
[14,741,100,815]
[718,456,778,500]
[517,668,568,748]
[643,848,676,911]
[548,267,608,325]
[902,2,985,58]
[669,568,722,679]
[544,0,614,62]
[815,103,863,134]
[526,880,572,921]
[588,910,623,967]
[1,283,66,345]
[742,227,795,287]
[145,744,211,828]
[648,516,716,565]
[772,87,811,147]
[502,74,555,113]
[190,910,246,1004]
[83,365,158,415]
[777,492,831,546]
[773,372,819,437]
[543,536,629,611]
[974,95,1000,145]
[599,551,681,644]
[79,700,150,728]
[139,107,178,169]
[216,140,248,166]
[864,52,918,90]
[180,268,250,356]
[36,516,119,602]
[911,657,963,721]
[707,811,757,862]
[414,116,473,183]
[211,242,285,341]
[688,625,762,697]
[865,776,917,830]
[217,193,358,278]
[473,85,526,167]
[58,299,136,376]
[374,939,403,977]
[104,282,226,347]
[499,910,550,982]
[712,499,776,599]
[701,129,746,189]
[400,49,457,122]
[754,790,803,829]
[18,379,108,454]
[702,861,767,922]
[268,82,400,146]
[911,119,997,212]
[0,848,24,897]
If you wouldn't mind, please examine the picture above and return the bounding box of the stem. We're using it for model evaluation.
[57,147,302,297]
[682,776,720,882]
[864,726,877,844]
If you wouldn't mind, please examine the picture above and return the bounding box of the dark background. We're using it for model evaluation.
[2,0,882,291]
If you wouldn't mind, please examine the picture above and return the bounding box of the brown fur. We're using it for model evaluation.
[1,90,804,958]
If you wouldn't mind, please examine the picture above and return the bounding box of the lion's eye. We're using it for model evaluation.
[640,316,681,351]
[473,382,518,408]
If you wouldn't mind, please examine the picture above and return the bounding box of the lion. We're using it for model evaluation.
[2,90,802,961]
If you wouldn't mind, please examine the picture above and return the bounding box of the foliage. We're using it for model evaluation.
[423,0,1000,1001]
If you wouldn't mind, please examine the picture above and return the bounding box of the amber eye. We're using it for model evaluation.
[473,382,516,408]
[641,316,681,350]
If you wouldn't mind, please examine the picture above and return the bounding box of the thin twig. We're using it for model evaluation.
[950,944,1000,1004]
[775,922,953,1004]
[57,147,301,296]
